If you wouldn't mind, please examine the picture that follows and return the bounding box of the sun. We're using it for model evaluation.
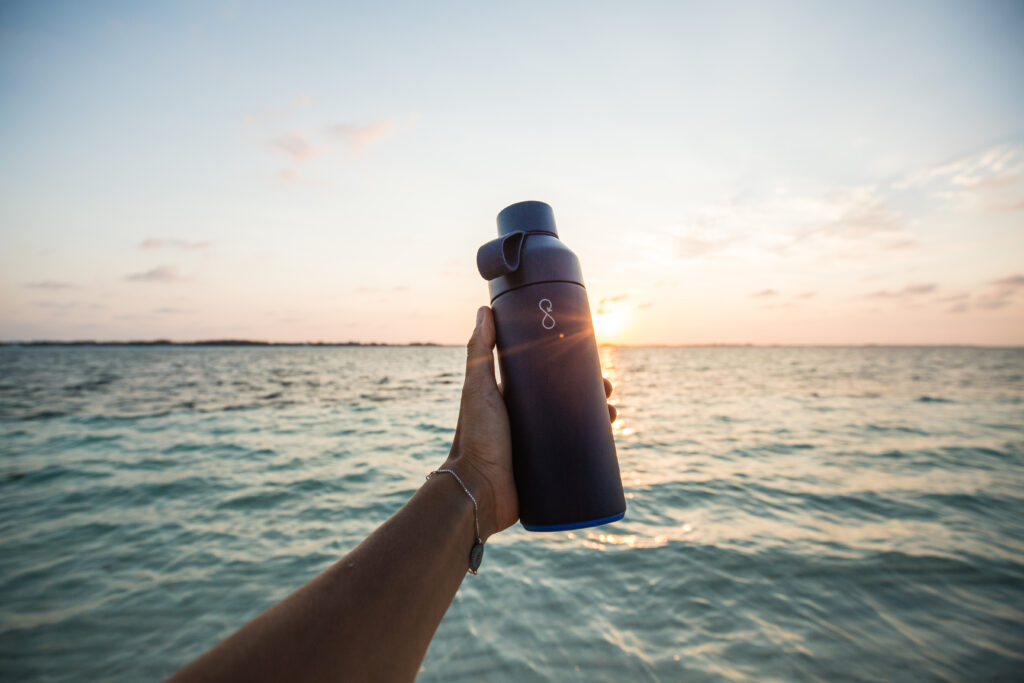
[593,307,631,344]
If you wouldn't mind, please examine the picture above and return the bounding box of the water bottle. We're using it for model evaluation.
[476,201,626,531]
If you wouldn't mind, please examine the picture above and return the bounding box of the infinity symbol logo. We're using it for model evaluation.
[538,298,556,330]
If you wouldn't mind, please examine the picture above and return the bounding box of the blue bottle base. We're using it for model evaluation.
[522,511,625,532]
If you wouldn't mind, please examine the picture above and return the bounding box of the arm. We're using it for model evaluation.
[168,307,614,682]
[166,475,479,682]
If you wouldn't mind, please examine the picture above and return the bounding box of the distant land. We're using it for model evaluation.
[0,340,446,347]
[0,340,1017,348]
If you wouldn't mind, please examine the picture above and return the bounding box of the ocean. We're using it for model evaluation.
[1,346,1022,681]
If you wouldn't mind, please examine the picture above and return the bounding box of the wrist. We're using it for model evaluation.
[425,466,489,574]
[439,453,498,542]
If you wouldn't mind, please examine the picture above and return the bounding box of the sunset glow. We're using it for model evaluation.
[0,3,1021,344]
[594,307,632,345]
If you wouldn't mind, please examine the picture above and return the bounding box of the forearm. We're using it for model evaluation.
[169,473,476,683]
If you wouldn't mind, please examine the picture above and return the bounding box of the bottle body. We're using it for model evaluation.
[491,281,626,531]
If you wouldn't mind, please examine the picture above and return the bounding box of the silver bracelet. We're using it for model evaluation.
[426,469,485,575]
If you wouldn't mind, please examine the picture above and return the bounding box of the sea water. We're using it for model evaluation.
[0,346,1021,681]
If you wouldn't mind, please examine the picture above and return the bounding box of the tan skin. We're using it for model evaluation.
[168,307,616,683]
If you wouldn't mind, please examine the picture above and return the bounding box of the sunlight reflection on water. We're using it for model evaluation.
[1,346,1022,681]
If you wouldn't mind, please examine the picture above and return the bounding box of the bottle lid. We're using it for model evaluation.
[481,201,582,302]
[496,201,558,237]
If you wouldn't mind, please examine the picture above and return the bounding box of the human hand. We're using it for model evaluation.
[442,306,616,540]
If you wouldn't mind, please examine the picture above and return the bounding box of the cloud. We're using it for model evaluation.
[990,199,1024,212]
[596,293,628,314]
[31,301,104,316]
[328,119,399,156]
[816,186,903,239]
[274,133,318,161]
[270,118,402,174]
[903,283,937,296]
[866,278,1018,313]
[895,144,1024,211]
[864,283,937,299]
[126,265,183,282]
[752,289,778,297]
[676,184,907,262]
[25,280,75,290]
[796,291,817,299]
[35,301,79,310]
[675,212,740,259]
[896,144,1022,190]
[990,274,1024,288]
[974,294,1012,310]
[968,273,1024,311]
[882,238,918,251]
[940,277,1022,313]
[677,234,737,259]
[140,238,213,250]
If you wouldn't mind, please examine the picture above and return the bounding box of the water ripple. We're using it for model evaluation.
[0,346,1022,681]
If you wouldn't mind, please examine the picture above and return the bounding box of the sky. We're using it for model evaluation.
[1,0,1022,345]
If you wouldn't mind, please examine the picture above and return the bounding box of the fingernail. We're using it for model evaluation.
[476,307,485,328]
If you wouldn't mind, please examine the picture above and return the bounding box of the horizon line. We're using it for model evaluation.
[1,339,1022,349]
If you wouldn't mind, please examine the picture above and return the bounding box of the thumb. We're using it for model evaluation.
[465,306,497,389]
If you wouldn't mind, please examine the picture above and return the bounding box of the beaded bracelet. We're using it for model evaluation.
[426,469,485,574]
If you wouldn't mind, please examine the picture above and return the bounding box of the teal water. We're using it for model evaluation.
[1,346,1022,681]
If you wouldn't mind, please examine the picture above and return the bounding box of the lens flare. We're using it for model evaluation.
[593,308,630,343]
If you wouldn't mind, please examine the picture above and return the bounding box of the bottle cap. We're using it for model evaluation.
[497,201,558,237]
[482,201,582,302]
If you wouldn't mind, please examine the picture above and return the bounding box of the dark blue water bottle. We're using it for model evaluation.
[476,201,626,531]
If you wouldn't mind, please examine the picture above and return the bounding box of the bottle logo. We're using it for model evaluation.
[539,298,556,330]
